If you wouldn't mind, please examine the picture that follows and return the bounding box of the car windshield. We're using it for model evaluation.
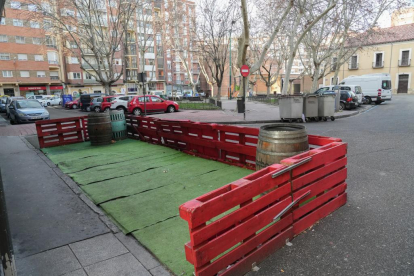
[16,100,42,109]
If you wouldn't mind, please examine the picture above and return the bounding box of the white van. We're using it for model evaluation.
[340,73,392,104]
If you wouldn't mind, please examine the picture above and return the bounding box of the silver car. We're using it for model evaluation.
[8,99,50,124]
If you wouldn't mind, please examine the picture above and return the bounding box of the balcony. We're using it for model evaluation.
[158,75,165,80]
[372,61,384,68]
[399,59,411,67]
[126,63,138,69]
[50,76,60,81]
[81,63,109,70]
[348,63,358,70]
[46,44,58,49]
[48,60,59,68]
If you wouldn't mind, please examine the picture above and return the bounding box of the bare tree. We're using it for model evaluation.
[27,0,136,95]
[195,0,237,101]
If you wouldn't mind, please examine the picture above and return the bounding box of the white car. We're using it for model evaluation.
[167,91,183,100]
[42,96,62,106]
[110,95,135,112]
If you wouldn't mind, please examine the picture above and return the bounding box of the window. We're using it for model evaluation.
[33,37,42,45]
[85,73,93,80]
[45,36,56,47]
[70,41,78,48]
[28,4,37,11]
[18,54,28,60]
[20,71,30,77]
[147,47,154,53]
[151,96,162,103]
[43,20,52,30]
[108,0,117,8]
[16,36,25,44]
[382,80,391,90]
[30,21,40,28]
[0,53,10,60]
[350,55,358,69]
[331,57,337,72]
[41,2,51,13]
[70,57,79,64]
[61,9,75,16]
[73,72,81,79]
[400,50,410,66]
[0,35,7,42]
[35,55,44,61]
[47,52,58,63]
[167,61,171,69]
[11,1,21,9]
[166,49,170,57]
[374,53,383,68]
[37,71,46,77]
[13,19,23,27]
[0,18,5,25]
[2,71,13,77]
[148,59,155,65]
[50,71,59,79]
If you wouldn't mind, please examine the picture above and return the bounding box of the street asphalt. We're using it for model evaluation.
[246,95,414,276]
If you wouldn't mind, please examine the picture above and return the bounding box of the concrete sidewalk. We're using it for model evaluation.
[0,136,171,276]
[150,99,368,123]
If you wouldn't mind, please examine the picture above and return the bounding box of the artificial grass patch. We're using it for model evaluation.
[43,139,251,276]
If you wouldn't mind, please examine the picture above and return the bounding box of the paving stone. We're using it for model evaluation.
[84,253,151,276]
[69,233,128,267]
[149,265,173,276]
[16,246,81,276]
[115,233,160,270]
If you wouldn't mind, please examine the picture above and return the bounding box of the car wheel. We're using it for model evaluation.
[72,104,77,109]
[94,106,101,112]
[104,107,110,112]
[133,108,142,116]
[365,97,372,104]
[59,101,62,105]
[167,106,175,113]
[47,102,50,106]
[339,102,345,111]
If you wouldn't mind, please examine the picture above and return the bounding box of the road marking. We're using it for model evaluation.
[361,106,378,114]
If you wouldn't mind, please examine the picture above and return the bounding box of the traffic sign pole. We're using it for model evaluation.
[240,65,250,121]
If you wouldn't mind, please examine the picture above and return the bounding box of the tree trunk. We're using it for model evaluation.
[282,56,295,95]
[210,84,214,98]
[104,83,111,96]
[217,86,221,101]
[140,50,145,95]
[311,68,320,92]
[266,85,271,97]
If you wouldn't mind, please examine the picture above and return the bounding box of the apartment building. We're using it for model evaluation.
[0,0,64,97]
[325,23,414,94]
[163,0,201,94]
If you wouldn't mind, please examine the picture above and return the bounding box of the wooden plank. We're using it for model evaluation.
[190,183,291,245]
[179,164,289,228]
[38,127,83,137]
[308,135,342,146]
[191,197,291,267]
[293,183,347,221]
[293,193,347,235]
[196,216,293,276]
[215,125,260,136]
[220,227,293,276]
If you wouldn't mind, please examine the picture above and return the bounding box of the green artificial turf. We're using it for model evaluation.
[43,139,251,276]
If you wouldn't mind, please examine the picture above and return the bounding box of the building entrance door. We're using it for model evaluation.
[397,74,409,93]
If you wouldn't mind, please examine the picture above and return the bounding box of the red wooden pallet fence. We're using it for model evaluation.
[179,141,347,276]
[36,116,88,148]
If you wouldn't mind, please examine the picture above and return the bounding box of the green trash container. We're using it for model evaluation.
[110,110,127,140]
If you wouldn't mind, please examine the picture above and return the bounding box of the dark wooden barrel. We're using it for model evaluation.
[256,124,309,170]
[88,113,112,146]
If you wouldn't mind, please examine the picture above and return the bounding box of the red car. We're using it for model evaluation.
[128,95,179,116]
[65,98,80,109]
[100,96,115,112]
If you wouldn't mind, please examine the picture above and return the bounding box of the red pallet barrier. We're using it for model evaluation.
[36,116,87,148]
[180,141,347,276]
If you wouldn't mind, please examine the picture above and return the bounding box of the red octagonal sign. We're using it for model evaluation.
[240,65,250,77]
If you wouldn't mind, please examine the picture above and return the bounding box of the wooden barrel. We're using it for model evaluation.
[110,110,127,141]
[88,113,112,146]
[256,124,309,170]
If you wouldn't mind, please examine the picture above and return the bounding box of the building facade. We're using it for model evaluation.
[325,23,414,94]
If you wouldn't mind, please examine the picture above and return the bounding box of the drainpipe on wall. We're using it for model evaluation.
[389,43,393,74]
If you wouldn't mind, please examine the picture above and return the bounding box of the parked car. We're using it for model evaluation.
[340,73,392,104]
[167,91,183,100]
[42,95,62,106]
[313,86,336,95]
[332,85,363,106]
[90,97,103,112]
[340,91,358,110]
[110,95,135,112]
[0,97,8,113]
[79,93,102,111]
[8,99,49,124]
[5,97,25,117]
[128,95,179,116]
[100,96,115,112]
[65,98,80,109]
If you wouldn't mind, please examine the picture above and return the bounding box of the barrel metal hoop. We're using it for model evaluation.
[256,148,308,156]
[257,136,308,144]
[271,157,312,179]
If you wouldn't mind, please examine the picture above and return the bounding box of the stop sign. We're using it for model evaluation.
[240,65,250,77]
